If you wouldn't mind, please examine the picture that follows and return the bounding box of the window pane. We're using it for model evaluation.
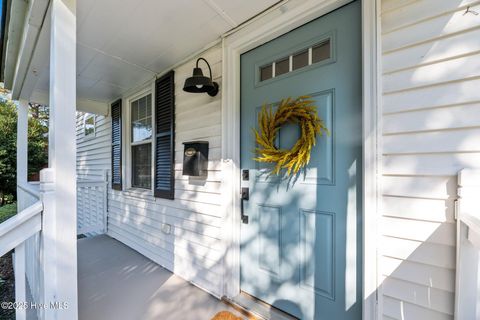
[138,98,146,119]
[131,100,138,120]
[146,95,152,115]
[85,114,95,136]
[131,94,152,142]
[132,120,152,142]
[293,50,309,70]
[275,58,289,77]
[260,64,273,81]
[312,40,330,63]
[132,143,152,189]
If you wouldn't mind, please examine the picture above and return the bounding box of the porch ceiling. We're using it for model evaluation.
[20,0,279,108]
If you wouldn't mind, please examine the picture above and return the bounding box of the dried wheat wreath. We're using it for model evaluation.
[253,96,329,176]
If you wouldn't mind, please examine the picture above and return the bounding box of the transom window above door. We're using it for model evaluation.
[259,38,332,82]
[130,94,153,189]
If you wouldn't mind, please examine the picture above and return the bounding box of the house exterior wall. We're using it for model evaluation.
[76,45,225,297]
[73,1,480,317]
[379,1,480,319]
[76,113,111,177]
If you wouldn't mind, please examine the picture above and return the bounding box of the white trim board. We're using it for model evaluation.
[221,0,381,319]
[30,90,110,115]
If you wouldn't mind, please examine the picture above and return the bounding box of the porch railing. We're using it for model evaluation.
[77,169,108,235]
[0,197,42,256]
[455,169,480,319]
[0,181,43,320]
[0,168,108,319]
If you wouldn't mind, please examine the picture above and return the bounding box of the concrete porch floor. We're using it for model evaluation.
[78,235,237,320]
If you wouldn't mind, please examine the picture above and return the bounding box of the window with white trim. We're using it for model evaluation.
[84,113,95,137]
[130,94,153,189]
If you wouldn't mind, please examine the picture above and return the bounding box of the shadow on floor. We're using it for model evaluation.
[78,235,236,320]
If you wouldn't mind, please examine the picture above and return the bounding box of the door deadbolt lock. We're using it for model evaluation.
[242,169,249,181]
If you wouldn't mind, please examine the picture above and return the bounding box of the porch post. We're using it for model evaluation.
[45,0,78,318]
[15,100,28,320]
[16,100,28,190]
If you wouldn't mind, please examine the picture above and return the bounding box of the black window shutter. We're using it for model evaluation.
[154,71,175,199]
[111,99,122,191]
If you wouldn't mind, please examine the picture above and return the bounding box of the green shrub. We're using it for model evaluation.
[0,97,48,204]
[0,203,17,223]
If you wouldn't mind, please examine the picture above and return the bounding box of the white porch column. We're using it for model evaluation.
[16,100,28,189]
[15,100,28,320]
[44,0,78,318]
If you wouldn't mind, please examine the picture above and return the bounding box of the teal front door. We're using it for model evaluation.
[240,2,362,319]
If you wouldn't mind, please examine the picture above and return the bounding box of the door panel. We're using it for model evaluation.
[258,204,282,276]
[240,2,362,319]
[300,209,335,298]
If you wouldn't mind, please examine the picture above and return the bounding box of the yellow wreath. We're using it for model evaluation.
[253,96,329,176]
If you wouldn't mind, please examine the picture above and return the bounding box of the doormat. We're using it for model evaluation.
[211,311,243,320]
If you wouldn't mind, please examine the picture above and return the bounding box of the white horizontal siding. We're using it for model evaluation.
[76,113,111,238]
[383,296,453,320]
[76,113,111,177]
[380,0,480,319]
[75,46,225,297]
[106,45,226,297]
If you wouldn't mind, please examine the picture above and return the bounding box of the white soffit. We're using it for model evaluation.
[28,0,278,105]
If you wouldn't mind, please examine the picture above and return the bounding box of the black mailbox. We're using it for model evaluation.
[182,141,209,176]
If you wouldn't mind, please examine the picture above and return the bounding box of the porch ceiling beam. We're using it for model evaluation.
[10,0,49,100]
[19,5,51,103]
[30,89,110,115]
[28,89,49,105]
[3,0,28,89]
[76,98,109,115]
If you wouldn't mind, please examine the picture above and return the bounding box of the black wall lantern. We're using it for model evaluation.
[183,57,219,97]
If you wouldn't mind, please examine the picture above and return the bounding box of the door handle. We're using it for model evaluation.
[241,187,249,224]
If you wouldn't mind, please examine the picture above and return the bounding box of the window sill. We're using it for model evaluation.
[122,188,154,200]
[83,134,96,139]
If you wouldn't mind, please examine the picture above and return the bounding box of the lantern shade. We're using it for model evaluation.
[182,58,219,97]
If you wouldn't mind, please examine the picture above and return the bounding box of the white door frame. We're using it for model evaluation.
[221,0,381,319]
